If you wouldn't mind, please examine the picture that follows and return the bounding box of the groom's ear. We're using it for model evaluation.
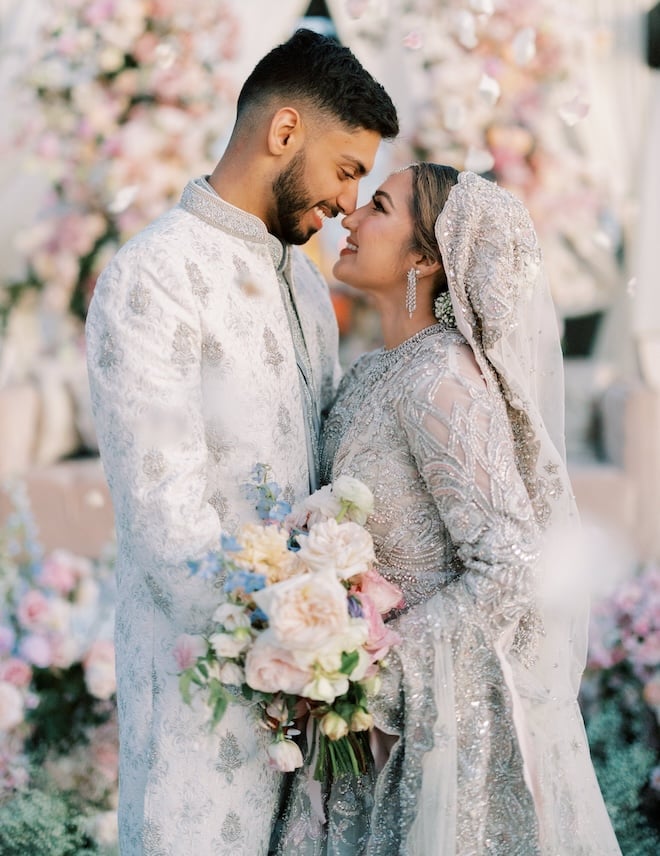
[267,107,303,157]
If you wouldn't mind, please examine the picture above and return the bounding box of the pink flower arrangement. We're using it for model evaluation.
[586,563,660,726]
[176,465,403,778]
[8,0,241,321]
[0,480,118,841]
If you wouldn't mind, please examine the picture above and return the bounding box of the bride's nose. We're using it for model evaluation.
[341,211,356,231]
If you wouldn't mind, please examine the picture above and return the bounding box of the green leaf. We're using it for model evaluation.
[340,650,359,675]
[210,687,229,728]
[179,669,195,705]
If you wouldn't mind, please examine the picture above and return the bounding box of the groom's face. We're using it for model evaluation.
[270,125,380,245]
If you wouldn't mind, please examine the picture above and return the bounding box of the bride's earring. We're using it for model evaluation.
[406,268,419,317]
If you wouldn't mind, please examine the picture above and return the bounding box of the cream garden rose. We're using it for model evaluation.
[297,518,376,581]
[253,567,349,650]
[233,523,299,583]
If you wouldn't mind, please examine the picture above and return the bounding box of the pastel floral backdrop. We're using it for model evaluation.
[328,0,621,320]
[1,0,240,327]
[580,563,660,854]
[0,482,118,853]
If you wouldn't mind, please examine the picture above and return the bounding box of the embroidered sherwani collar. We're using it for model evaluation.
[180,177,290,268]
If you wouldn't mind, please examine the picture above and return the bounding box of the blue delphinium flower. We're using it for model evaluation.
[347,595,364,619]
[187,552,223,580]
[224,570,266,595]
[244,463,291,522]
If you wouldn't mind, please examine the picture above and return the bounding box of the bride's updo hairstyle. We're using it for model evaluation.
[407,163,459,302]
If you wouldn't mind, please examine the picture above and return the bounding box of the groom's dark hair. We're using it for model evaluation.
[236,28,399,139]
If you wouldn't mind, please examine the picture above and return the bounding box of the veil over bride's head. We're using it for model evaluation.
[435,170,587,696]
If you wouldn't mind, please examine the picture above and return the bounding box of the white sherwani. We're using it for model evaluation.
[85,177,341,855]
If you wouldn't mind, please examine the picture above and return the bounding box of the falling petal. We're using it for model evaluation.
[513,27,536,65]
[108,185,138,215]
[402,30,423,50]
[465,146,495,174]
[558,95,590,126]
[478,73,500,105]
[626,277,637,296]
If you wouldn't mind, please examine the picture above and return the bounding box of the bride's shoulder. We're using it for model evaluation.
[401,331,487,397]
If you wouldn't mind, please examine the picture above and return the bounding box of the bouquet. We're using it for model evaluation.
[174,464,403,778]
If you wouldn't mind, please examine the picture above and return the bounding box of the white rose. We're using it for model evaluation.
[87,811,118,847]
[213,602,251,631]
[297,518,375,580]
[320,711,349,740]
[218,661,245,686]
[0,681,24,731]
[210,629,251,659]
[332,476,374,524]
[302,672,349,704]
[289,485,341,528]
[83,640,116,700]
[350,709,374,732]
[300,619,369,674]
[253,568,349,650]
[266,739,304,772]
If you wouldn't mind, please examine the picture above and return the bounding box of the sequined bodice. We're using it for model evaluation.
[322,324,539,614]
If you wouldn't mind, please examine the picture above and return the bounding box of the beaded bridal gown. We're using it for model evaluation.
[275,322,621,855]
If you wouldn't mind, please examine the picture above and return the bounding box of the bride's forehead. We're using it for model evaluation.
[375,169,412,201]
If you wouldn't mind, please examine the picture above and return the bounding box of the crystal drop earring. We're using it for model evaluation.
[406,268,419,317]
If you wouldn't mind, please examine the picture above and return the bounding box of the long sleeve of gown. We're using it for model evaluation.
[398,345,541,637]
[372,344,545,856]
[86,244,223,632]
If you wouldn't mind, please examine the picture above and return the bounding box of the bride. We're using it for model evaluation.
[275,165,621,854]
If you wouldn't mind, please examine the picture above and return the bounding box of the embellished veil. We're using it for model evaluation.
[410,170,619,853]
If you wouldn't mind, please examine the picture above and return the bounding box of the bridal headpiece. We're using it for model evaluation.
[435,171,566,527]
[436,171,588,696]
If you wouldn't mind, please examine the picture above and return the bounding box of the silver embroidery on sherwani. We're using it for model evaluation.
[86,176,341,855]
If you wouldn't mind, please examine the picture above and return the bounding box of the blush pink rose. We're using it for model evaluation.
[40,552,82,595]
[17,590,51,631]
[359,595,401,663]
[0,658,32,688]
[244,634,312,695]
[354,568,404,615]
[266,739,303,772]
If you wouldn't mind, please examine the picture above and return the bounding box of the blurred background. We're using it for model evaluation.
[0,2,658,853]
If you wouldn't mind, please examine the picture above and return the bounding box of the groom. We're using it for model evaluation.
[86,27,398,856]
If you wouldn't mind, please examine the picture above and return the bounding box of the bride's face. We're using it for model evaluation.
[333,169,416,295]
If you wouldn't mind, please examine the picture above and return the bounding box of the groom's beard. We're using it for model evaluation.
[271,151,315,245]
